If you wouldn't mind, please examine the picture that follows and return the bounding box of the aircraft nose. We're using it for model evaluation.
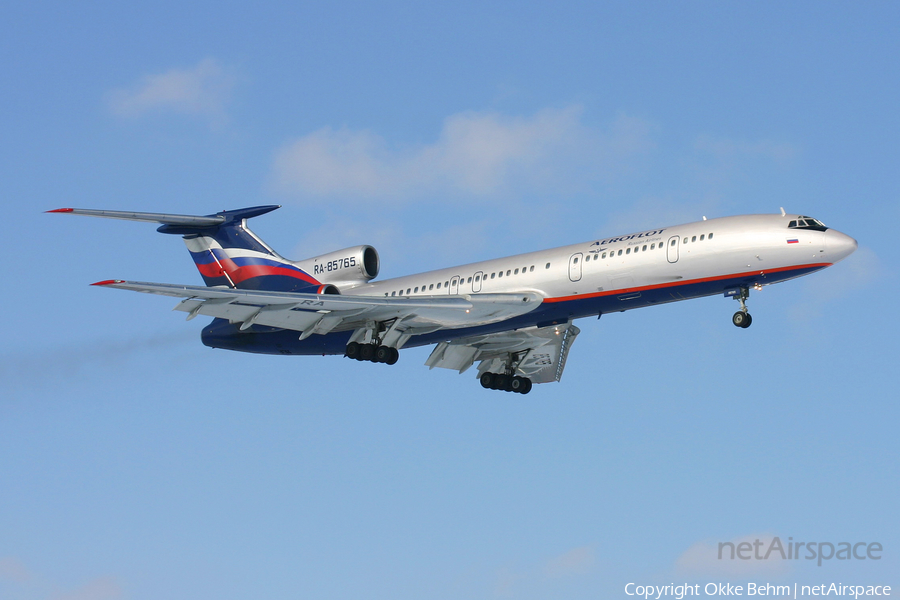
[823,228,858,262]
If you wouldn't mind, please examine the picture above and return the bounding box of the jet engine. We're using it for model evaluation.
[292,245,380,291]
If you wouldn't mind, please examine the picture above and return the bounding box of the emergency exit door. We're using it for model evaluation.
[568,253,583,282]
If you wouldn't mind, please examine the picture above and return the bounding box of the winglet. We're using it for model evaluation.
[46,208,74,213]
[91,279,125,286]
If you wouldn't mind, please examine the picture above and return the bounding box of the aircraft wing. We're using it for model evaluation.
[424,322,580,384]
[91,280,542,340]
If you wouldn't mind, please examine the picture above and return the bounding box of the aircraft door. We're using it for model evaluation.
[473,271,483,293]
[667,236,680,263]
[450,276,460,295]
[568,253,583,282]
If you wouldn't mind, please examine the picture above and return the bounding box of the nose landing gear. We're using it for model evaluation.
[731,286,753,328]
[732,311,752,328]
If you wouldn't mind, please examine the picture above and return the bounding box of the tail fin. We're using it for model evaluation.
[48,205,325,292]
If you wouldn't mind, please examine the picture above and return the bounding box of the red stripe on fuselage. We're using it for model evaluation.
[193,258,320,286]
[543,262,831,304]
[229,264,320,285]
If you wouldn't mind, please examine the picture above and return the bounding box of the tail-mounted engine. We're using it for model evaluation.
[292,245,380,291]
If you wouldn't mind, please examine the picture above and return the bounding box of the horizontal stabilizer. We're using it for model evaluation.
[47,207,227,227]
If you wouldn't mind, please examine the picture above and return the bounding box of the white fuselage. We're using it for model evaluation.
[344,214,857,319]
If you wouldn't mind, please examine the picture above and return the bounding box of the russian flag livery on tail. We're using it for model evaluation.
[157,205,325,292]
[50,205,857,394]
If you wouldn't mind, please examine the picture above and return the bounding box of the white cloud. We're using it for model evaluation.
[107,58,236,126]
[600,195,717,238]
[787,245,882,322]
[49,577,124,600]
[487,545,597,598]
[0,556,32,583]
[270,107,654,203]
[0,558,123,600]
[542,545,595,578]
[801,244,881,301]
[675,534,793,578]
[694,135,798,165]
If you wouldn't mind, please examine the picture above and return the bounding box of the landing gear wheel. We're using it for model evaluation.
[374,345,392,363]
[521,379,533,394]
[732,311,752,328]
[386,347,400,365]
[510,376,526,393]
[493,374,510,391]
[359,343,375,361]
[345,342,360,359]
[480,372,494,389]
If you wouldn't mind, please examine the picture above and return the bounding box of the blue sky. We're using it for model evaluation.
[1,2,897,599]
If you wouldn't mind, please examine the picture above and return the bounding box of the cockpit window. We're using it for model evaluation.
[788,216,828,231]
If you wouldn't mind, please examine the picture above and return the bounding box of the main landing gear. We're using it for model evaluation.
[345,341,399,365]
[345,319,404,365]
[480,372,533,394]
[479,350,533,394]
[732,286,753,329]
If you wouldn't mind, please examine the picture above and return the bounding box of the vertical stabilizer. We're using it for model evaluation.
[157,206,323,292]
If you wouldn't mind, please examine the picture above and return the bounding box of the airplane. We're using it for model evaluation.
[49,206,857,393]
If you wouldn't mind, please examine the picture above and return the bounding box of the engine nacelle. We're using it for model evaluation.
[292,245,380,291]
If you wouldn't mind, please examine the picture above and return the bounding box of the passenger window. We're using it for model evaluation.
[626,248,631,254]
[530,266,534,272]
[414,287,418,293]
[650,243,655,250]
[429,284,434,290]
[406,289,410,294]
[643,245,647,251]
[709,232,713,239]
[573,257,579,263]
[514,268,519,275]
[506,270,510,276]
[475,275,480,282]
[670,239,676,246]
[617,249,622,256]
[700,234,705,241]
[692,236,696,242]
[545,263,550,269]
[684,238,688,244]
[601,252,606,259]
[467,277,472,283]
[391,291,396,296]
[437,282,441,289]
[445,281,449,287]
[491,273,495,279]
[498,271,503,278]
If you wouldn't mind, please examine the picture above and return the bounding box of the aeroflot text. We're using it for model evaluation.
[625,583,891,599]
